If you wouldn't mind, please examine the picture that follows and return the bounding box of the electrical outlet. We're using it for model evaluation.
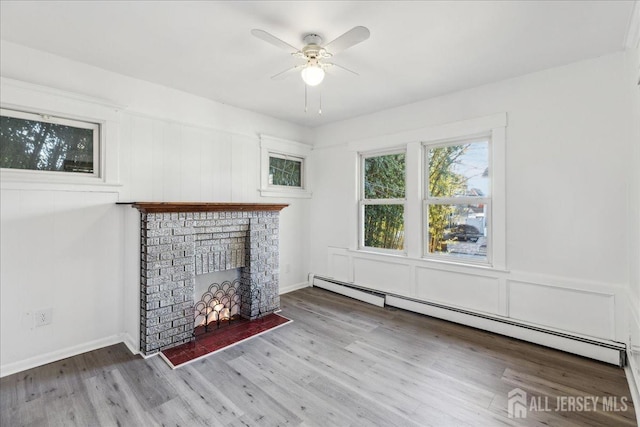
[34,308,52,327]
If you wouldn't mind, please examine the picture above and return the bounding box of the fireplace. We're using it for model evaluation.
[131,202,287,355]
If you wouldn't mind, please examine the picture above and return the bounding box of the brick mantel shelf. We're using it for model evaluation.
[123,202,288,214]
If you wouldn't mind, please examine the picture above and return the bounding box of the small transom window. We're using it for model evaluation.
[268,154,303,188]
[0,108,100,176]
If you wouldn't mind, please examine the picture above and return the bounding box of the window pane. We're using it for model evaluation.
[364,153,405,199]
[0,115,95,173]
[428,141,489,198]
[427,203,487,260]
[364,204,404,250]
[269,156,302,187]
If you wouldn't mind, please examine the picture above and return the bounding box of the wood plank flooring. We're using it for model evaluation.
[1,287,636,426]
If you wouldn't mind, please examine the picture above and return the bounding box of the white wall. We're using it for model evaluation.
[0,41,311,375]
[624,29,640,407]
[310,52,635,347]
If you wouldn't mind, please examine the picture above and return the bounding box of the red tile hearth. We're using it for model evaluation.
[160,313,292,368]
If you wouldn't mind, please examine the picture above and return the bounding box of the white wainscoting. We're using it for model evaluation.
[328,251,353,283]
[508,280,615,340]
[353,257,413,295]
[416,267,501,315]
[324,247,624,349]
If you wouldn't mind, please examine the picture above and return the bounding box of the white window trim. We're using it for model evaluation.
[0,77,122,190]
[359,148,407,255]
[259,134,312,198]
[349,113,506,271]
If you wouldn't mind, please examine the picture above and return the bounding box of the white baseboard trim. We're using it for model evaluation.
[0,334,123,378]
[279,281,310,295]
[120,332,139,356]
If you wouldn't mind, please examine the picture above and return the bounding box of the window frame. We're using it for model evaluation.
[0,77,122,191]
[348,113,506,271]
[359,148,407,254]
[0,107,101,178]
[423,135,493,266]
[259,134,312,198]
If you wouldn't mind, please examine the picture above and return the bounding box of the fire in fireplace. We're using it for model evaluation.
[193,279,262,336]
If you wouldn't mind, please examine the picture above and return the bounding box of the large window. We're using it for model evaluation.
[360,151,406,251]
[350,113,505,269]
[0,108,100,176]
[425,138,491,263]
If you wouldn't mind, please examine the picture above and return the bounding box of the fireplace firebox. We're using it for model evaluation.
[193,279,261,336]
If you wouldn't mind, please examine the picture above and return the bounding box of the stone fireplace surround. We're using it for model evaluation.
[131,202,287,355]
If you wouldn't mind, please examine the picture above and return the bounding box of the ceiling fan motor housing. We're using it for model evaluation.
[303,34,322,46]
[302,34,331,59]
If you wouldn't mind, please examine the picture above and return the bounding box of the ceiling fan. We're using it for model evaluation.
[251,26,370,87]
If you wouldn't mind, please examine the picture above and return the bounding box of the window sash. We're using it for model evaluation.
[425,137,491,199]
[360,149,406,201]
[359,149,407,253]
[0,108,100,177]
[423,200,491,264]
[360,201,406,253]
[423,138,492,265]
[267,153,304,189]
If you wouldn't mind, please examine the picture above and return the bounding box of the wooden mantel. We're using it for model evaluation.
[123,202,288,214]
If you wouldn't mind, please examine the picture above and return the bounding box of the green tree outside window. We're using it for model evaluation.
[363,152,405,250]
[1,113,95,173]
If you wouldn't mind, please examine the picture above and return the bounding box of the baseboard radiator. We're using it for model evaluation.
[311,275,626,366]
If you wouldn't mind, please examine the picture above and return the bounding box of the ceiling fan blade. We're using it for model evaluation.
[326,62,359,76]
[324,26,370,54]
[251,29,299,53]
[271,65,303,80]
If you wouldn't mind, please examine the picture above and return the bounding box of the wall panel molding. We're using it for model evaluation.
[324,247,624,343]
[508,280,615,340]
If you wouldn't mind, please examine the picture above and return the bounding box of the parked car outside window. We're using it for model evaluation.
[443,224,483,242]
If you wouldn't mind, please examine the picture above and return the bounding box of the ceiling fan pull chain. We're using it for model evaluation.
[319,91,322,115]
[304,84,308,113]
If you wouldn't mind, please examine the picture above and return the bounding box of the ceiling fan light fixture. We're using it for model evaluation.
[301,64,325,86]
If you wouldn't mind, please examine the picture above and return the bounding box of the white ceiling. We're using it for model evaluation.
[0,1,635,128]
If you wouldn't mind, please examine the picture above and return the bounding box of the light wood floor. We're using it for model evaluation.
[1,287,636,426]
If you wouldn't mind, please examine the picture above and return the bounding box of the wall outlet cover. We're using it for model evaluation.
[34,308,52,327]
